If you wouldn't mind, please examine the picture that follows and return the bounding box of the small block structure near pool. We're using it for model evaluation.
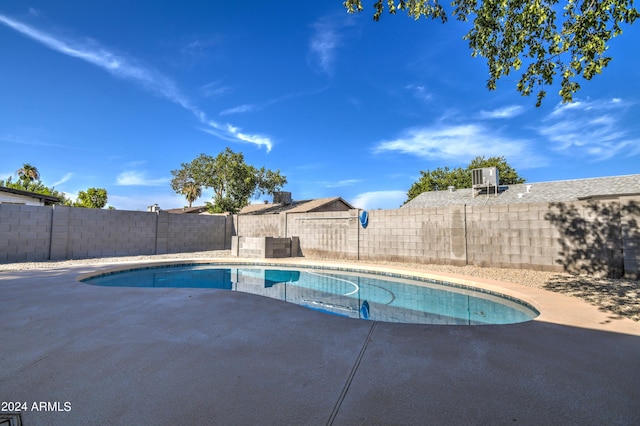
[231,236,300,258]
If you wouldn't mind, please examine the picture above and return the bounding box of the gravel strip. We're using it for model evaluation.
[1,250,637,321]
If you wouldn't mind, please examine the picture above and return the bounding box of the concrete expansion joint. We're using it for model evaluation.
[0,345,66,384]
[326,320,378,425]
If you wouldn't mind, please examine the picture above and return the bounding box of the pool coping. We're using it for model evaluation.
[76,257,640,336]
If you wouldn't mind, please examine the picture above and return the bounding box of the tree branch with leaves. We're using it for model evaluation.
[344,0,638,105]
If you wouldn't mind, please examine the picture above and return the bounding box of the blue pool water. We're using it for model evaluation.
[82,264,539,325]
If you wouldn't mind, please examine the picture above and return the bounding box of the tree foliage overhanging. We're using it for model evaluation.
[170,147,287,213]
[344,0,639,106]
[405,155,525,202]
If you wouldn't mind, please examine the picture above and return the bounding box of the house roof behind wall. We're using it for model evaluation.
[165,206,210,214]
[239,197,354,215]
[0,186,60,205]
[402,174,640,209]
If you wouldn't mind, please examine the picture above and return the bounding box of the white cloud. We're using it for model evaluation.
[201,121,273,152]
[0,14,197,113]
[309,20,339,75]
[219,87,328,117]
[219,104,256,116]
[0,13,273,151]
[325,179,362,188]
[52,173,73,187]
[309,17,355,76]
[405,84,433,102]
[350,190,407,210]
[374,124,543,167]
[478,105,524,119]
[540,98,640,160]
[116,171,168,186]
[200,81,230,98]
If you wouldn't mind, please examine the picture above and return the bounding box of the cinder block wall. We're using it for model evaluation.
[58,207,157,259]
[358,207,467,265]
[164,213,229,254]
[4,198,638,278]
[0,204,53,262]
[233,198,638,278]
[465,203,564,272]
[1,205,230,262]
[235,214,283,238]
[285,211,359,259]
[620,196,639,279]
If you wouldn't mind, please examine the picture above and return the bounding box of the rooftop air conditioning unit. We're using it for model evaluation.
[471,167,499,197]
[273,191,292,205]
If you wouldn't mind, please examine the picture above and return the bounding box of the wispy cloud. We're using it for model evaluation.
[374,124,544,168]
[405,84,433,102]
[309,17,354,76]
[540,98,640,160]
[219,87,329,117]
[478,105,524,119]
[200,80,230,98]
[324,179,362,188]
[350,190,406,210]
[52,173,73,187]
[0,133,71,149]
[201,122,273,151]
[219,104,256,116]
[0,13,273,151]
[309,20,338,75]
[116,171,168,186]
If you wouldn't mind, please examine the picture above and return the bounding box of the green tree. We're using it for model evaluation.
[405,155,525,203]
[171,147,287,213]
[16,163,40,185]
[344,0,638,105]
[74,187,108,209]
[406,166,470,200]
[170,167,202,208]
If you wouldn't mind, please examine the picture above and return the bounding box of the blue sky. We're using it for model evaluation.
[1,1,639,211]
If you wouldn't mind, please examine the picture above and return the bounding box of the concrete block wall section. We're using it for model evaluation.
[621,196,640,279]
[233,198,633,277]
[4,198,637,277]
[1,205,232,263]
[235,214,282,238]
[265,237,292,258]
[465,203,564,272]
[63,208,157,259]
[0,204,53,262]
[165,213,228,253]
[285,211,359,259]
[358,207,467,266]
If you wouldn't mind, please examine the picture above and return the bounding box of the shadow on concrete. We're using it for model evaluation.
[544,274,640,322]
[545,200,640,279]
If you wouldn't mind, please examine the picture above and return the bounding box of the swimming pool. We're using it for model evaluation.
[82,263,539,325]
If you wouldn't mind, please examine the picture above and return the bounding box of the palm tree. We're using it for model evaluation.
[182,181,202,208]
[16,163,40,187]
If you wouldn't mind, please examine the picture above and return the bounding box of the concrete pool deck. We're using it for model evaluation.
[1,258,639,425]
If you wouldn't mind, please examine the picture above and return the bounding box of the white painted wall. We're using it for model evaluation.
[0,192,45,206]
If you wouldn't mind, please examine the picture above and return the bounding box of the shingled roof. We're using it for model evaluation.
[239,197,354,215]
[402,174,640,209]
